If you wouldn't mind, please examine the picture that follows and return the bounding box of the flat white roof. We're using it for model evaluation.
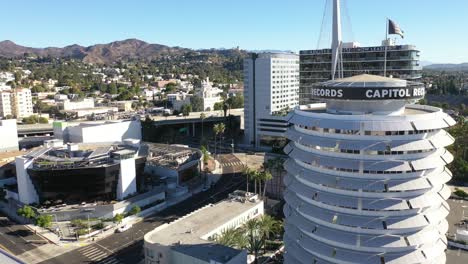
[145,199,262,246]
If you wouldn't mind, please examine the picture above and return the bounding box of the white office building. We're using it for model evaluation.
[0,88,33,119]
[283,74,455,264]
[243,53,299,148]
[0,119,19,152]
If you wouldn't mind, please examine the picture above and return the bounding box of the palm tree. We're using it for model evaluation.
[213,123,226,156]
[264,157,284,199]
[242,166,252,194]
[215,228,246,249]
[200,112,206,143]
[243,218,263,263]
[243,167,260,194]
[260,171,273,199]
[250,169,260,195]
[258,215,281,253]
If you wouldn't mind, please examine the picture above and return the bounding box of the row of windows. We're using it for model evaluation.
[304,144,433,156]
[302,160,415,174]
[298,125,436,136]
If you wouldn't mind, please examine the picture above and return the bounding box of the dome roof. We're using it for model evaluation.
[321,74,407,88]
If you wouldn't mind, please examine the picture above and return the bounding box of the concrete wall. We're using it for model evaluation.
[0,120,19,152]
[15,157,39,205]
[117,157,137,200]
[37,189,165,221]
[171,250,208,264]
[226,251,247,264]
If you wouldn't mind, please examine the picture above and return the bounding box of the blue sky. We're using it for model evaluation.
[1,0,467,63]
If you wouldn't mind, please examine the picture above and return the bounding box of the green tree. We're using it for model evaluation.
[243,218,264,263]
[191,95,204,112]
[213,123,226,156]
[200,145,211,165]
[17,205,36,220]
[108,83,118,94]
[129,205,141,215]
[243,167,260,195]
[38,117,49,124]
[454,188,468,199]
[113,213,124,224]
[200,112,206,141]
[259,171,273,199]
[165,82,178,93]
[36,215,53,228]
[258,215,281,253]
[226,95,244,109]
[215,228,246,249]
[181,104,192,117]
[213,102,224,111]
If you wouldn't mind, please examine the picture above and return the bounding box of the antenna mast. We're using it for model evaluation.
[331,0,343,80]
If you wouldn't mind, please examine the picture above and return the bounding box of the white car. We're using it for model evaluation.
[116,224,132,233]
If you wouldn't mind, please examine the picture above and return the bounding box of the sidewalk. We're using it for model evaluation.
[25,224,60,245]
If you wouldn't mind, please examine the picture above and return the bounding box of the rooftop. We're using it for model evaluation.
[321,74,407,88]
[299,103,439,116]
[26,142,140,169]
[172,244,242,263]
[146,143,200,169]
[145,194,262,246]
[0,150,24,166]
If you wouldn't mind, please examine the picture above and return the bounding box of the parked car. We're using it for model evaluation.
[116,224,132,233]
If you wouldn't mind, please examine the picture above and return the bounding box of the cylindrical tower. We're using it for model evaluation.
[283,74,455,264]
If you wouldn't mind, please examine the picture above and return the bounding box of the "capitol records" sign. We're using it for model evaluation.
[310,87,425,100]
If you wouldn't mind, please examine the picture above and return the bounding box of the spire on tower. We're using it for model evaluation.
[331,0,343,80]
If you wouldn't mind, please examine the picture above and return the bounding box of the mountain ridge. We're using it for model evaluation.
[0,39,198,64]
[423,62,468,71]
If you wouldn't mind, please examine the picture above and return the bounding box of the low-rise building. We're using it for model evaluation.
[14,140,146,205]
[109,100,133,112]
[167,92,192,111]
[63,106,118,118]
[144,144,202,198]
[53,119,142,144]
[59,98,95,111]
[144,191,264,264]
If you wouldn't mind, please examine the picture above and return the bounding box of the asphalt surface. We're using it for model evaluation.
[40,154,245,264]
[0,214,47,256]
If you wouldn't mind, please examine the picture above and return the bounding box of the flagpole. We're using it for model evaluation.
[383,18,388,77]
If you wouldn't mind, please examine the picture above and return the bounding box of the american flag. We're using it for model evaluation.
[388,19,404,38]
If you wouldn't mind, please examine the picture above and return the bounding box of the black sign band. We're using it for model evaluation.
[310,87,425,100]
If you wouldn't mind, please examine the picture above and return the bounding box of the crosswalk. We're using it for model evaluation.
[77,245,120,264]
[220,161,243,167]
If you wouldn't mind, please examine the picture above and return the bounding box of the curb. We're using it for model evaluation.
[24,225,59,246]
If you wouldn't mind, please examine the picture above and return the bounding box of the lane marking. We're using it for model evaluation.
[95,242,115,254]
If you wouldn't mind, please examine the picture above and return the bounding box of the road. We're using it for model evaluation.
[0,214,47,256]
[40,154,245,264]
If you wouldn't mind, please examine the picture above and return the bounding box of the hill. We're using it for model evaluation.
[423,63,468,71]
[0,39,211,64]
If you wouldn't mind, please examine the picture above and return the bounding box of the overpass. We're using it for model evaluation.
[146,108,244,127]
[17,123,53,136]
[16,108,244,137]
